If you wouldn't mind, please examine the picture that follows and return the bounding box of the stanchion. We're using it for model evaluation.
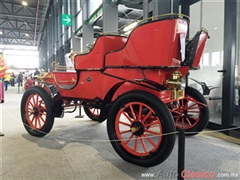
[75,104,84,118]
[178,128,185,180]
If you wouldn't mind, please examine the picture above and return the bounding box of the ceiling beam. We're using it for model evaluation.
[0,28,38,34]
[0,13,45,21]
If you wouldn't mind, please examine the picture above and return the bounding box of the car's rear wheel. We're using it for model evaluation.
[107,90,176,167]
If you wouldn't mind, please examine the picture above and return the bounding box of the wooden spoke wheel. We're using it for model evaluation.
[84,107,100,121]
[107,90,175,167]
[21,86,54,137]
[168,86,209,136]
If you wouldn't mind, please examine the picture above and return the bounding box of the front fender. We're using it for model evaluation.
[43,82,64,118]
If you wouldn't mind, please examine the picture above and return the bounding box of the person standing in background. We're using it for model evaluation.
[4,73,11,91]
[17,72,23,87]
[34,68,40,76]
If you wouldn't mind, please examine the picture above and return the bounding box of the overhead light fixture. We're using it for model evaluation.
[0,31,3,35]
[123,21,138,32]
[93,26,102,30]
[22,1,28,6]
[25,33,29,36]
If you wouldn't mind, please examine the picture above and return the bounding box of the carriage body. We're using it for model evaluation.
[21,14,209,167]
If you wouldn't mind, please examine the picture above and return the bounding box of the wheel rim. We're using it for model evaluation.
[88,108,100,117]
[24,94,47,130]
[169,96,202,129]
[115,102,163,156]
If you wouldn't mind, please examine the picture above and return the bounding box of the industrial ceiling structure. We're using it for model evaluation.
[1,0,190,48]
[0,0,144,49]
[0,0,49,47]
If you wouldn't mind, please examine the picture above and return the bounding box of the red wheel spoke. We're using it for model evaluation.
[134,137,138,151]
[142,110,152,123]
[123,112,134,123]
[125,134,134,145]
[140,136,147,153]
[29,101,34,107]
[36,95,39,105]
[186,103,198,109]
[92,108,100,115]
[36,117,41,128]
[29,116,34,124]
[39,116,46,124]
[144,120,159,128]
[32,116,37,127]
[191,116,199,122]
[185,118,192,126]
[120,129,131,135]
[38,106,46,112]
[39,111,46,116]
[27,107,33,112]
[129,105,137,121]
[145,129,160,136]
[119,121,131,127]
[170,109,182,115]
[137,104,143,121]
[187,110,199,113]
[32,95,36,105]
[143,134,156,147]
[175,116,180,124]
[181,117,185,127]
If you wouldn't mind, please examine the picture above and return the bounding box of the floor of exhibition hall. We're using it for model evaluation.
[0,86,239,180]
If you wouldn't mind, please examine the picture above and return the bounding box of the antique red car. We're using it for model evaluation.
[20,14,209,167]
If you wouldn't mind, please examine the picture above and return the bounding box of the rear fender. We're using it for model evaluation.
[99,81,125,122]
[99,80,166,122]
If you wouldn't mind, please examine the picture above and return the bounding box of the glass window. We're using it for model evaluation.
[76,10,83,30]
[189,0,224,125]
[77,0,81,13]
[68,1,71,14]
[233,1,240,126]
[88,0,102,19]
[211,52,220,66]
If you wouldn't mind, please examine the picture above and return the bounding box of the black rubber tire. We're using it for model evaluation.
[21,86,54,137]
[107,90,176,167]
[83,107,100,121]
[170,86,209,136]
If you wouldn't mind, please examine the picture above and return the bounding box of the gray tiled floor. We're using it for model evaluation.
[0,86,240,180]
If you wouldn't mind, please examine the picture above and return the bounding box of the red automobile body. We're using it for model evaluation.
[41,14,208,120]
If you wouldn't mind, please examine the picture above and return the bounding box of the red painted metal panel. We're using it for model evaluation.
[74,35,127,70]
[105,18,188,67]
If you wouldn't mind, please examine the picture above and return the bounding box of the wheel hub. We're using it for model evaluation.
[130,122,144,136]
[33,107,39,116]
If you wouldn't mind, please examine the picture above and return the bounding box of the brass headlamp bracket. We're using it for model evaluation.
[166,70,185,100]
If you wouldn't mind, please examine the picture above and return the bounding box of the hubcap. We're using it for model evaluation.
[130,121,144,136]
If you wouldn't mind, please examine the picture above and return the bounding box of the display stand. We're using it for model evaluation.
[178,128,185,180]
[75,104,84,118]
[17,85,20,94]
